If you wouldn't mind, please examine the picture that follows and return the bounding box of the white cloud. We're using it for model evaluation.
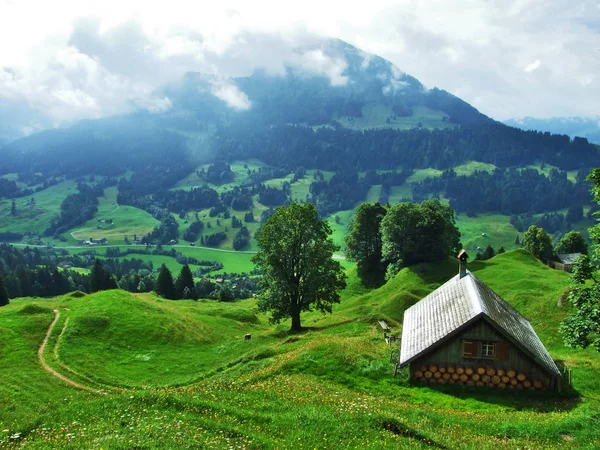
[0,0,598,127]
[210,80,251,110]
[296,49,348,86]
[524,59,541,73]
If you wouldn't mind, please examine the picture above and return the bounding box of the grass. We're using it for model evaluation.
[0,180,77,235]
[524,163,579,183]
[1,250,600,448]
[336,105,455,131]
[454,161,497,176]
[456,213,521,252]
[68,187,159,244]
[173,159,268,193]
[60,245,257,275]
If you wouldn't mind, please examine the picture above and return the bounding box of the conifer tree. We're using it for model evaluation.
[482,245,495,260]
[90,258,106,292]
[156,264,176,300]
[175,264,196,300]
[90,259,117,292]
[0,271,9,306]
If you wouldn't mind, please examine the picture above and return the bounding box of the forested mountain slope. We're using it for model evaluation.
[0,38,598,255]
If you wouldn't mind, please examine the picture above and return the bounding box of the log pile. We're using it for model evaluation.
[412,365,546,390]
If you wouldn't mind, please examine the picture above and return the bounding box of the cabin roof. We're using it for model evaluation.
[557,253,582,265]
[399,271,560,376]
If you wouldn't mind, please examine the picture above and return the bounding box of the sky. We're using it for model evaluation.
[0,0,598,134]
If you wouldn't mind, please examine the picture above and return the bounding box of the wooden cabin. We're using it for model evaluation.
[398,251,562,391]
[552,253,582,272]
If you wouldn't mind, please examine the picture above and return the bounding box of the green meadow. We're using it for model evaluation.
[1,250,599,448]
[336,104,455,131]
[0,180,77,235]
[68,187,160,244]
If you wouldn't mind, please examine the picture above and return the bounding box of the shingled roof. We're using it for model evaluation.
[399,270,560,376]
[557,253,582,265]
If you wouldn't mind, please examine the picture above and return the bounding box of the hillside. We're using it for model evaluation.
[1,250,599,448]
[0,39,598,284]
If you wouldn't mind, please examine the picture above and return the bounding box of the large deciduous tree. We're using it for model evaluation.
[560,168,600,352]
[253,202,347,331]
[0,271,9,306]
[345,202,387,286]
[523,225,553,262]
[555,231,588,255]
[381,198,461,277]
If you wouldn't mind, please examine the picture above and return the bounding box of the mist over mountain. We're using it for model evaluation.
[1,38,598,243]
[505,116,600,145]
[0,39,494,170]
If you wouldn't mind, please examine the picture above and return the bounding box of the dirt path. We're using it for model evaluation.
[38,310,103,394]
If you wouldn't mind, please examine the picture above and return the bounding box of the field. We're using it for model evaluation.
[456,213,520,252]
[60,245,257,276]
[336,104,455,131]
[0,180,77,235]
[68,187,160,244]
[1,250,600,448]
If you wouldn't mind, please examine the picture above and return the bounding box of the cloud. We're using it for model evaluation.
[524,59,541,73]
[0,0,598,130]
[210,80,251,110]
[295,49,348,86]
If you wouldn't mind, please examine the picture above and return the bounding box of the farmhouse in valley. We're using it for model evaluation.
[398,250,562,391]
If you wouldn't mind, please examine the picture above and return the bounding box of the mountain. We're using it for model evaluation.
[0,39,598,251]
[505,116,600,145]
[0,98,53,148]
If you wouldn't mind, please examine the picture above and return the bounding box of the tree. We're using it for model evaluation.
[155,264,176,300]
[219,285,234,302]
[345,202,387,286]
[90,258,116,292]
[11,200,16,216]
[560,255,600,351]
[0,271,9,306]
[252,202,347,331]
[233,226,250,250]
[381,199,461,277]
[560,168,600,352]
[175,264,196,300]
[566,204,584,224]
[555,231,588,255]
[482,245,495,260]
[522,225,553,262]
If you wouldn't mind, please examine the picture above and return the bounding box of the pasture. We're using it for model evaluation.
[1,250,599,448]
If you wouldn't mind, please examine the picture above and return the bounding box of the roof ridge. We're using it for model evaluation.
[464,271,484,315]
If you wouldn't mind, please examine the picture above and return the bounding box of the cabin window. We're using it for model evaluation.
[481,341,495,358]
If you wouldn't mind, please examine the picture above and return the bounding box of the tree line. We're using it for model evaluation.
[414,167,591,216]
[216,122,599,173]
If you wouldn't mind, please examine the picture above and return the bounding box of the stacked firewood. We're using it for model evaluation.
[412,365,545,390]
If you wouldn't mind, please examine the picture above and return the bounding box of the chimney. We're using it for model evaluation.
[458,250,469,279]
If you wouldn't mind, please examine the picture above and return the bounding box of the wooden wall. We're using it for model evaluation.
[410,318,558,390]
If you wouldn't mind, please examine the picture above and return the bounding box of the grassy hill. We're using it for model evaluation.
[1,249,599,448]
